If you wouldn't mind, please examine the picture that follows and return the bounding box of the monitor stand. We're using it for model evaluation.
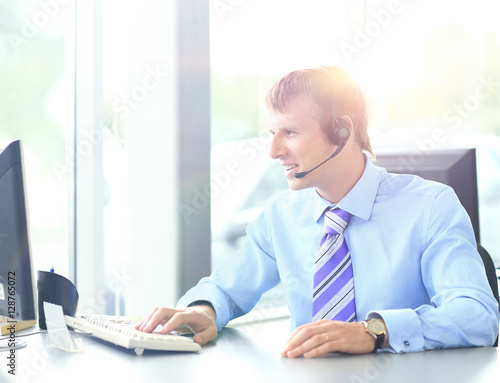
[0,338,27,351]
[0,318,36,351]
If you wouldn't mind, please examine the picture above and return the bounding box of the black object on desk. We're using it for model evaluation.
[37,270,79,330]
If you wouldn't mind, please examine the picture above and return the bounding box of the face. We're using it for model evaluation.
[268,97,338,192]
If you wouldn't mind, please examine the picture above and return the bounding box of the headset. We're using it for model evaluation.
[294,67,351,179]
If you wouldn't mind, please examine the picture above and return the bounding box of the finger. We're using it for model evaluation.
[285,332,329,358]
[141,307,174,333]
[282,324,323,356]
[158,311,193,334]
[135,307,159,330]
[282,326,303,350]
[162,309,217,341]
[137,308,160,331]
[192,326,217,345]
[282,332,308,356]
[303,339,333,358]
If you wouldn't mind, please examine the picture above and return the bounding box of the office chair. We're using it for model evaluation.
[477,244,499,347]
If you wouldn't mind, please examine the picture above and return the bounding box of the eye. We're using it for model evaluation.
[285,130,297,137]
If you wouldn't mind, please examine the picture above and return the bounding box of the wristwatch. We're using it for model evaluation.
[362,318,386,351]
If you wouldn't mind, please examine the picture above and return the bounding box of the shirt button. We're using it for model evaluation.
[404,341,410,347]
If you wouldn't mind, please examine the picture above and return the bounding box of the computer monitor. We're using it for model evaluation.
[374,148,480,243]
[0,140,36,324]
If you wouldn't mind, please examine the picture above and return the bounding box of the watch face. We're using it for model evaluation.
[367,319,385,335]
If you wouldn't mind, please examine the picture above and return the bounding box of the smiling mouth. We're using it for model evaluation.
[284,164,299,173]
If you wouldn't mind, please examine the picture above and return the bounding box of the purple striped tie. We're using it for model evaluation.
[312,208,356,322]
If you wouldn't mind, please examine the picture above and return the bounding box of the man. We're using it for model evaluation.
[136,66,499,357]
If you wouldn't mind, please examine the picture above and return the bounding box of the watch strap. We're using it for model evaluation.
[374,331,385,350]
[363,319,386,351]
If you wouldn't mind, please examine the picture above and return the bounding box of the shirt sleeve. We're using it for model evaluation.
[369,187,499,353]
[177,209,281,332]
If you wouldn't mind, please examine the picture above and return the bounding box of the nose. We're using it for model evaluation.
[269,134,285,159]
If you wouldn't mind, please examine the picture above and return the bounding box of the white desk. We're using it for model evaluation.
[2,317,499,383]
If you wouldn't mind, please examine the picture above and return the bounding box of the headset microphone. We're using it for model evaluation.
[294,125,350,179]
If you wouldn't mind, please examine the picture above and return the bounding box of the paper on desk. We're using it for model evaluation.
[43,302,84,352]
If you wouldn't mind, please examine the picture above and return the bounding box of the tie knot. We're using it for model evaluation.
[324,208,351,235]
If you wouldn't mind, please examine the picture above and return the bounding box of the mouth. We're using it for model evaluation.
[283,164,299,175]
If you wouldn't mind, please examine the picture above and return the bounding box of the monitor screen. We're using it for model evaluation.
[0,140,36,322]
[374,148,480,243]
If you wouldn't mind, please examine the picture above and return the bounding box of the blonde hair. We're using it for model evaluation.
[265,65,374,159]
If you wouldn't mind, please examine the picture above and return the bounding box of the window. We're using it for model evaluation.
[359,0,500,264]
[3,0,498,325]
[210,0,500,323]
[75,1,211,316]
[0,1,70,275]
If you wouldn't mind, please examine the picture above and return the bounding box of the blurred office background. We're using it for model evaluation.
[1,0,499,318]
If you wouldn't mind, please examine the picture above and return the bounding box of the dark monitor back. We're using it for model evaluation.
[0,140,36,321]
[375,148,480,243]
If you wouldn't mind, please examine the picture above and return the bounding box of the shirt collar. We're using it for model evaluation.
[312,155,382,222]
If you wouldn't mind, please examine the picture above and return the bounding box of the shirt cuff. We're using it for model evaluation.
[187,300,215,312]
[368,309,425,353]
[176,280,232,332]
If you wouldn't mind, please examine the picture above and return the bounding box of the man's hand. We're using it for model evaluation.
[135,305,217,346]
[282,320,382,358]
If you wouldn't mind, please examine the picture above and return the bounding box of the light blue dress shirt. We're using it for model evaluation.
[178,157,499,353]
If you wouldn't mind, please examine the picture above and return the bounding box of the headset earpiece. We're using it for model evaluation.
[332,117,351,145]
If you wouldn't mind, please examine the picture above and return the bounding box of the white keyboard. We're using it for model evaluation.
[64,315,201,356]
